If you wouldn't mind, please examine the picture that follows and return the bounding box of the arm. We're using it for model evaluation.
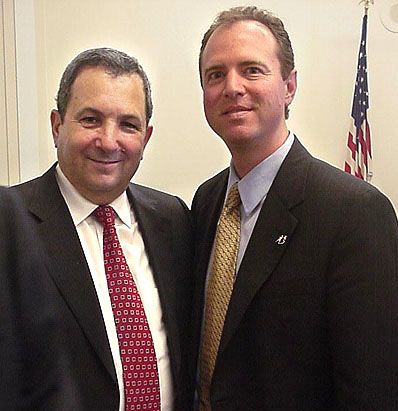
[327,188,398,410]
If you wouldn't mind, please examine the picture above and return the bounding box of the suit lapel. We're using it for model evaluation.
[27,167,116,381]
[219,138,311,354]
[219,193,298,352]
[192,172,228,327]
[128,184,174,315]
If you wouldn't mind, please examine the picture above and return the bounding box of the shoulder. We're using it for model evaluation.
[0,187,30,225]
[192,168,229,206]
[307,156,392,208]
[10,165,58,203]
[10,176,40,200]
[128,183,193,244]
[290,152,397,240]
[195,168,229,194]
[128,182,189,214]
[0,188,44,263]
[0,186,22,208]
[288,138,393,208]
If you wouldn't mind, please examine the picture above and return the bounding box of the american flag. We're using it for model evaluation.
[344,13,372,181]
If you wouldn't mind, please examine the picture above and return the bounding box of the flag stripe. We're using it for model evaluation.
[344,13,372,181]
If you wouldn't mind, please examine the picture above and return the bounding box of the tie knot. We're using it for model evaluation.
[93,205,115,228]
[225,184,241,211]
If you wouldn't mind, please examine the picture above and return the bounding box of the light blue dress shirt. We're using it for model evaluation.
[226,132,294,272]
[196,133,295,409]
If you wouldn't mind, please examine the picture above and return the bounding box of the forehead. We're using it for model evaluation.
[68,67,145,112]
[201,20,279,68]
[71,67,144,97]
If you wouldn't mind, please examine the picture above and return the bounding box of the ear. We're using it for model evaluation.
[285,69,297,106]
[143,125,153,149]
[50,109,62,148]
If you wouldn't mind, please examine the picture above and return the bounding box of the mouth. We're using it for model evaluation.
[222,106,252,116]
[93,159,119,163]
[89,158,122,167]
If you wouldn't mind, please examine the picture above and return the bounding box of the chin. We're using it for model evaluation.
[221,130,254,143]
[89,176,120,192]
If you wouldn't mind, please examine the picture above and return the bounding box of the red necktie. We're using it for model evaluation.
[94,205,161,410]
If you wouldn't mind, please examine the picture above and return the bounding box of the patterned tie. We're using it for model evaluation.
[199,184,241,411]
[93,205,160,411]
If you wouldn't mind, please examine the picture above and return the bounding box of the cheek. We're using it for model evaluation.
[55,133,71,157]
[203,87,220,108]
[204,98,218,124]
[122,136,146,157]
[256,88,284,109]
[58,133,96,166]
[274,83,289,104]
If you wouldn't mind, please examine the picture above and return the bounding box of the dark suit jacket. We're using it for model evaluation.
[191,138,398,411]
[0,188,81,410]
[11,165,194,411]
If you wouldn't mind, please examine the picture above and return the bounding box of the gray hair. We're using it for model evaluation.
[56,47,153,124]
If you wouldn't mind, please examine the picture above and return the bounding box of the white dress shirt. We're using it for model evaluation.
[56,166,173,411]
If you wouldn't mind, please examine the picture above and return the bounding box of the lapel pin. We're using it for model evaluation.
[275,235,287,245]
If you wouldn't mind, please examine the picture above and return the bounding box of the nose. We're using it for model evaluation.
[96,122,119,152]
[223,71,245,98]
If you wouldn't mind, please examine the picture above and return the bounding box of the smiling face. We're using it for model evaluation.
[201,20,296,174]
[51,66,152,205]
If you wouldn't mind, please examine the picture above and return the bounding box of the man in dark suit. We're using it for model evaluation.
[12,48,193,410]
[192,6,398,410]
[0,188,81,410]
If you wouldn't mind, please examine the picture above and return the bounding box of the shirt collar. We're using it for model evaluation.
[227,132,294,216]
[55,165,132,228]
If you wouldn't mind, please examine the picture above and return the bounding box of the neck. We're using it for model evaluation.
[230,131,289,178]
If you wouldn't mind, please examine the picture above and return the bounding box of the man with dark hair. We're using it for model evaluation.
[192,6,398,410]
[12,48,193,410]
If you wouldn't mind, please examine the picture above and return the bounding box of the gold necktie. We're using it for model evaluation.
[199,183,241,411]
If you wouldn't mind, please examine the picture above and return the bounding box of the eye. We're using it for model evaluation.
[120,121,140,132]
[244,66,264,76]
[207,71,224,83]
[80,116,100,128]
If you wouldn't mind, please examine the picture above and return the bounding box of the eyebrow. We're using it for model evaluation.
[203,60,270,77]
[75,107,143,124]
[203,64,225,78]
[74,107,102,118]
[239,60,270,71]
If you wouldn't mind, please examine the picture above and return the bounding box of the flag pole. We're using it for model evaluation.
[344,0,374,182]
[360,0,374,15]
[361,0,373,182]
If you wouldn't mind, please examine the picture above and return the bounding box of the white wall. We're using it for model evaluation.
[13,0,398,208]
[1,0,20,185]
